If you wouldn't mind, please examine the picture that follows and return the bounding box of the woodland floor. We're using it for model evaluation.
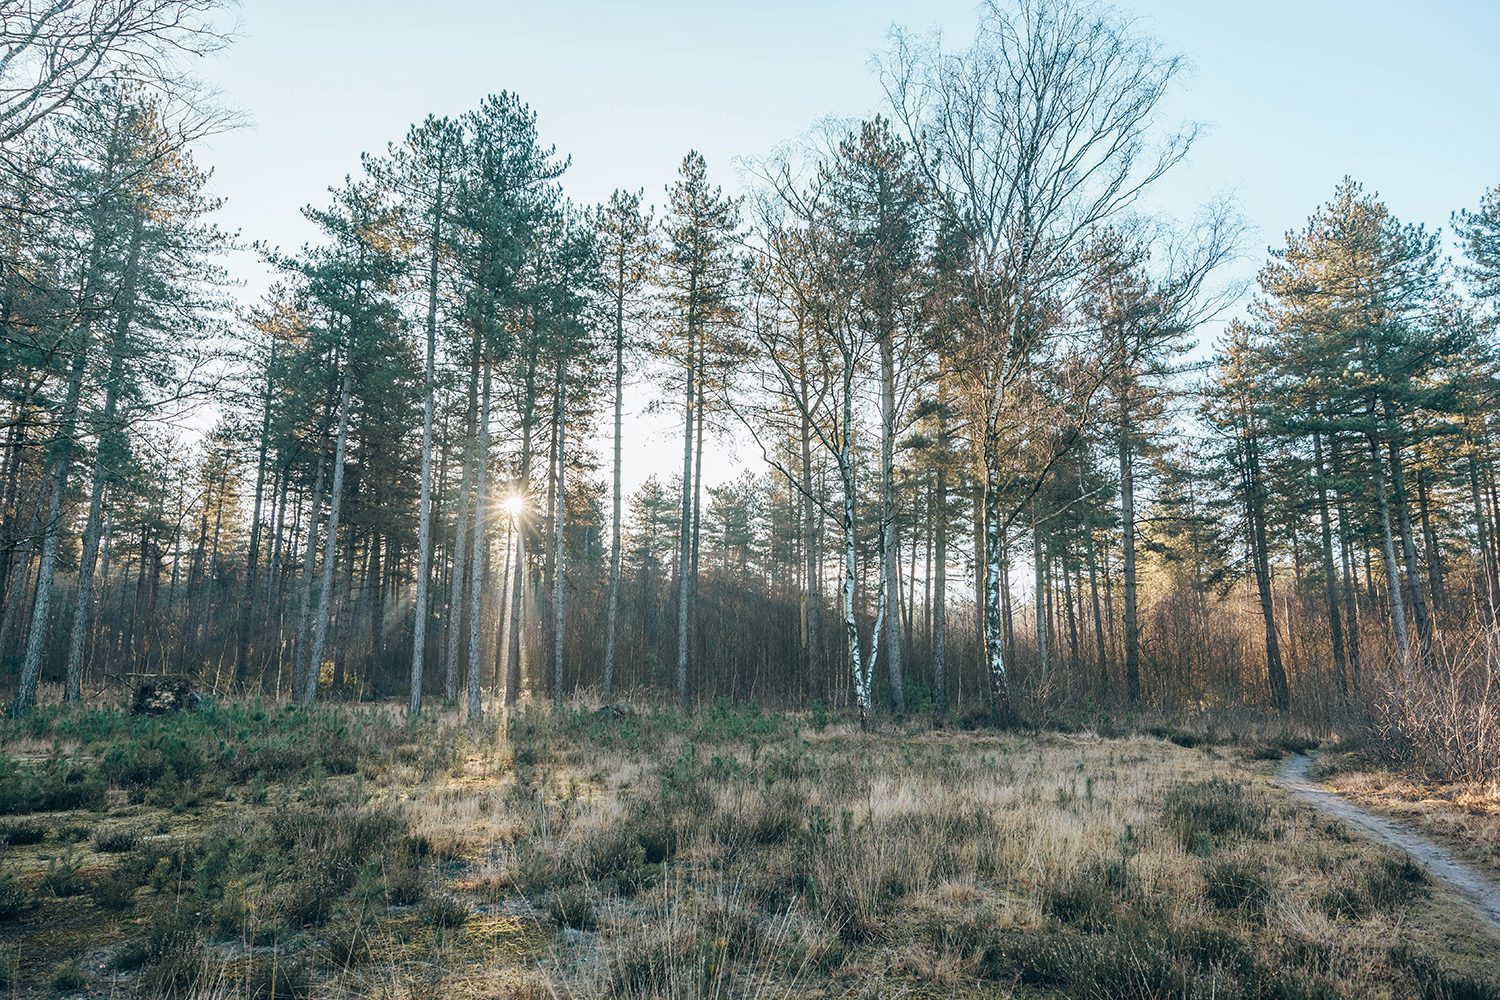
[0,695,1497,999]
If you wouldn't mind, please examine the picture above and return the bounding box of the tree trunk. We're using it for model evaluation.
[1311,429,1348,699]
[1032,521,1047,679]
[552,363,567,708]
[237,336,275,687]
[410,158,444,717]
[879,333,904,712]
[982,454,1011,720]
[1329,434,1362,688]
[504,417,533,709]
[1246,429,1289,712]
[1470,454,1499,617]
[465,358,491,722]
[293,447,328,699]
[1084,523,1108,697]
[1415,466,1445,614]
[1369,432,1411,660]
[66,216,144,701]
[15,313,92,714]
[840,383,871,729]
[799,365,821,699]
[1386,434,1431,655]
[604,255,625,698]
[676,320,695,705]
[932,393,948,715]
[1119,412,1141,703]
[303,356,353,705]
[445,338,480,701]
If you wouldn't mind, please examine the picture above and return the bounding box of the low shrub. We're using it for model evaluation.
[581,826,649,891]
[547,886,598,930]
[0,754,106,815]
[0,820,45,845]
[40,848,89,897]
[324,914,375,965]
[985,916,1263,999]
[1163,778,1269,851]
[49,961,86,993]
[419,894,469,930]
[743,783,808,846]
[1041,857,1128,930]
[1203,855,1273,914]
[236,954,314,999]
[0,871,35,921]
[383,850,429,906]
[1322,853,1426,919]
[1370,651,1500,783]
[91,866,142,912]
[57,822,90,842]
[1390,944,1500,1000]
[117,908,205,995]
[93,826,140,853]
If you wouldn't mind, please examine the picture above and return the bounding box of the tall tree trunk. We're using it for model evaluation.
[982,448,1011,720]
[465,358,491,722]
[15,314,92,714]
[840,378,872,729]
[932,392,948,715]
[799,366,821,700]
[1311,429,1348,699]
[303,356,353,705]
[1061,543,1080,673]
[66,216,144,701]
[1032,521,1047,679]
[879,333,904,711]
[1369,432,1411,660]
[410,158,445,717]
[1329,434,1362,687]
[675,320,695,705]
[552,363,567,708]
[237,337,276,687]
[445,338,481,700]
[689,342,706,680]
[603,259,625,698]
[493,516,512,692]
[293,448,328,699]
[1118,409,1141,703]
[1084,523,1108,697]
[504,419,533,709]
[1386,435,1431,653]
[1246,430,1289,712]
[1470,454,1499,617]
[1415,466,1445,614]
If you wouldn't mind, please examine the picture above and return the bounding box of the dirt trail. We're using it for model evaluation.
[1277,754,1500,934]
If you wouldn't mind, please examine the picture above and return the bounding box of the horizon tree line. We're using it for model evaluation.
[2,0,1499,730]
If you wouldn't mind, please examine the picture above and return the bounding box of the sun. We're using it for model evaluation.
[502,494,526,517]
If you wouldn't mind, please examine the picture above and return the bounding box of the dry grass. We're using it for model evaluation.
[1,701,1497,997]
[1312,750,1500,879]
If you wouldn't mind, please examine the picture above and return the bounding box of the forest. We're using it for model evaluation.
[1,1,1499,997]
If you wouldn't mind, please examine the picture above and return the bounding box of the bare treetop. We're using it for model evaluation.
[0,0,233,146]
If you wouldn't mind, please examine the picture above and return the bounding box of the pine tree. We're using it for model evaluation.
[597,189,656,698]
[828,117,927,713]
[659,151,740,706]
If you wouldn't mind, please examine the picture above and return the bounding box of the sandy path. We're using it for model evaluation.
[1277,753,1500,935]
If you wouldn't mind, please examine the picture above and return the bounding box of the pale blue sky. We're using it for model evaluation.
[193,0,1500,491]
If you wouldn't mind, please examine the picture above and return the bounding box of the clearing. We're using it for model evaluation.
[1,703,1497,998]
